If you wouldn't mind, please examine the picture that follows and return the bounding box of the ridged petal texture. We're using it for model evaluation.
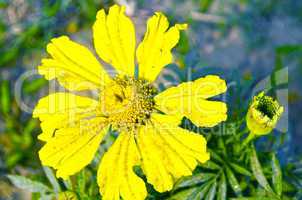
[136,12,187,82]
[155,75,228,127]
[136,114,210,192]
[33,93,108,179]
[93,5,136,76]
[38,36,111,91]
[97,114,209,200]
[97,133,147,200]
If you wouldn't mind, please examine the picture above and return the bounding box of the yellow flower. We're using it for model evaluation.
[33,5,227,200]
[246,92,283,135]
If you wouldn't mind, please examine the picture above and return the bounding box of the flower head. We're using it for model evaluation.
[33,4,227,200]
[246,92,283,135]
[99,76,156,131]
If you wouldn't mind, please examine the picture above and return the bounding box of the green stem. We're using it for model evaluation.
[241,132,255,149]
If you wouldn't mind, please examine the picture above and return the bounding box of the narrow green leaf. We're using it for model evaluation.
[42,0,61,17]
[200,0,214,12]
[177,31,190,54]
[282,180,295,193]
[250,147,274,194]
[24,78,47,94]
[201,160,221,170]
[174,173,215,190]
[230,162,252,176]
[271,154,282,196]
[187,181,212,200]
[63,178,73,190]
[76,170,86,196]
[6,152,22,168]
[217,172,227,200]
[7,175,51,193]
[205,181,217,200]
[226,167,242,196]
[218,137,227,156]
[208,149,224,163]
[43,167,61,194]
[22,118,37,148]
[0,80,10,114]
[167,188,196,200]
[230,197,273,200]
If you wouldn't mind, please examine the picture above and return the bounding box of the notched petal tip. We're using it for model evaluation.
[95,9,105,20]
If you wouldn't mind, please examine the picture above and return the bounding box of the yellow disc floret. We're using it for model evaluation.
[99,76,156,131]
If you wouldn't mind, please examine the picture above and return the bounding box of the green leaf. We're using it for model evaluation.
[177,31,190,54]
[76,170,86,196]
[174,173,216,190]
[63,178,73,190]
[0,45,19,66]
[230,162,252,176]
[42,0,61,17]
[217,172,227,200]
[208,149,224,163]
[201,160,221,170]
[199,0,214,12]
[23,78,47,94]
[230,197,273,200]
[187,181,212,200]
[250,147,274,194]
[6,152,22,168]
[0,80,10,114]
[282,180,295,193]
[218,137,227,156]
[276,45,302,54]
[7,175,51,194]
[226,167,242,196]
[271,154,282,196]
[167,188,196,200]
[205,181,217,200]
[43,167,60,194]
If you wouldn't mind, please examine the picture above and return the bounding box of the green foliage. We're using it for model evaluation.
[163,118,299,199]
[7,175,51,194]
[0,80,41,169]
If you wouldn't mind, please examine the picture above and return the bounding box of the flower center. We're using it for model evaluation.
[99,76,156,131]
[256,96,277,119]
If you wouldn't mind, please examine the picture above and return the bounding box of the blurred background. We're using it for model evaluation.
[0,0,301,199]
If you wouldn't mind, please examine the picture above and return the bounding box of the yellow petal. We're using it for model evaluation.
[39,117,108,179]
[38,36,111,91]
[98,133,147,200]
[93,5,136,76]
[154,75,227,127]
[136,12,187,82]
[33,92,99,141]
[136,113,209,192]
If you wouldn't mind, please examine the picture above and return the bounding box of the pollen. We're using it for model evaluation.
[98,76,157,131]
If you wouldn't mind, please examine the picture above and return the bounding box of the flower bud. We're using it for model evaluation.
[246,92,283,135]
